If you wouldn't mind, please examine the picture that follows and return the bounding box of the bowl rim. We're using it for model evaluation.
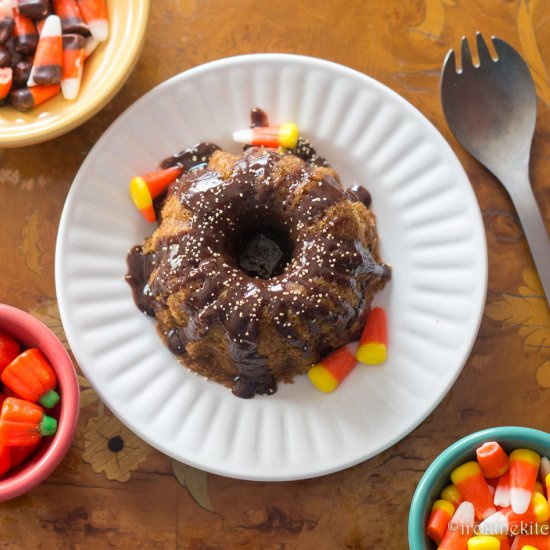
[0,0,150,148]
[0,303,80,501]
[408,426,550,549]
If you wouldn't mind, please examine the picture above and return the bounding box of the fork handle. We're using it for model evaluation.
[505,176,550,302]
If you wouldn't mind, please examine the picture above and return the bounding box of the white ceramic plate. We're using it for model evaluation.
[56,54,487,481]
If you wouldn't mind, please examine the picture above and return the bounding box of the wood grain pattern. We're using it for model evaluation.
[0,0,549,548]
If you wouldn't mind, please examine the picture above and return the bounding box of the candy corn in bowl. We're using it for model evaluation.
[0,303,79,501]
[408,427,550,549]
[0,0,149,147]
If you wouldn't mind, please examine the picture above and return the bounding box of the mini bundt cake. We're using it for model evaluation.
[127,142,389,398]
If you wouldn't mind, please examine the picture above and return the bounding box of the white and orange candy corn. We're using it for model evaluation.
[308,343,357,393]
[53,0,89,35]
[130,166,184,223]
[427,499,455,543]
[479,491,549,535]
[509,448,541,515]
[356,307,387,365]
[61,33,84,99]
[451,462,496,520]
[28,14,62,86]
[233,122,299,149]
[76,0,107,41]
[494,470,511,508]
[438,500,474,550]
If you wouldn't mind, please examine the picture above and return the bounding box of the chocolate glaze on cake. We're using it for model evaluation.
[126,110,389,398]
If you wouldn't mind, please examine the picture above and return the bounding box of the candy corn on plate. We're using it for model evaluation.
[0,0,149,147]
[55,54,487,480]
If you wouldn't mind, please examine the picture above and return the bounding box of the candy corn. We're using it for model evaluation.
[442,484,465,507]
[438,501,475,550]
[52,0,88,35]
[477,442,510,479]
[540,457,550,494]
[467,535,501,550]
[61,33,84,99]
[451,461,496,520]
[233,122,299,149]
[522,546,541,550]
[428,499,455,543]
[17,0,49,19]
[0,397,57,446]
[0,11,13,44]
[479,491,550,535]
[510,449,541,515]
[1,348,60,408]
[129,166,183,223]
[83,34,98,58]
[12,10,38,53]
[0,65,11,102]
[10,82,59,110]
[510,535,550,550]
[28,14,62,85]
[308,343,357,393]
[76,0,107,41]
[356,307,387,364]
[494,470,511,508]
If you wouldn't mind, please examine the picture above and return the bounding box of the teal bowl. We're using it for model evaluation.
[408,426,550,549]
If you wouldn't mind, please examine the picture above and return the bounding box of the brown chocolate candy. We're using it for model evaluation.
[17,0,50,20]
[33,64,61,85]
[62,33,84,50]
[10,87,34,111]
[0,44,12,67]
[12,58,32,88]
[0,16,14,44]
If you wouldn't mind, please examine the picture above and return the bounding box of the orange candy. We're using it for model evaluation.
[1,348,60,408]
[28,14,62,85]
[438,501,474,550]
[76,0,107,41]
[510,449,541,515]
[0,397,57,446]
[427,499,455,543]
[477,441,510,479]
[52,0,88,34]
[129,166,184,223]
[61,33,84,99]
[10,82,60,111]
[479,491,549,535]
[356,307,387,365]
[308,344,357,393]
[451,461,496,520]
[12,10,38,54]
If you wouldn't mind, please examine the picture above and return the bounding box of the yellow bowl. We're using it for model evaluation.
[0,0,150,148]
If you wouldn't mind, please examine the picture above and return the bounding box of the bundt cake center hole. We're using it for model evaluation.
[234,216,294,279]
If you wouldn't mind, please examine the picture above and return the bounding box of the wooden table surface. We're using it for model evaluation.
[1,1,549,548]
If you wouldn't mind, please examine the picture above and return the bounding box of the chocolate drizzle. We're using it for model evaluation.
[126,112,388,399]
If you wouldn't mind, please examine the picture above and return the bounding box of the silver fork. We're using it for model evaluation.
[441,32,550,302]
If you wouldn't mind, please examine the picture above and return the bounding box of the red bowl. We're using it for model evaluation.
[0,303,79,501]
